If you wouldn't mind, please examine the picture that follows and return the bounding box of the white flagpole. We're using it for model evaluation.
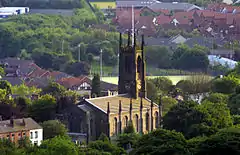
[132,5,134,46]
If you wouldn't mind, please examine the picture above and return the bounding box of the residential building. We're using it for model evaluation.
[0,117,43,146]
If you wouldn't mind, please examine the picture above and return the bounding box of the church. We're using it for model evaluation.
[58,32,161,142]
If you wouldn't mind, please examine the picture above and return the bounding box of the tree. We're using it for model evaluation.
[91,74,101,97]
[0,66,5,77]
[0,80,12,95]
[187,75,212,94]
[172,44,209,72]
[163,101,207,138]
[163,100,232,138]
[37,136,79,155]
[41,120,68,139]
[65,61,90,76]
[146,80,158,101]
[176,80,193,93]
[12,84,41,97]
[228,93,240,115]
[232,115,240,125]
[196,126,240,155]
[202,93,228,104]
[145,46,172,69]
[132,129,189,155]
[212,75,239,94]
[88,140,126,155]
[162,96,178,115]
[149,77,173,94]
[28,94,56,122]
[41,82,66,97]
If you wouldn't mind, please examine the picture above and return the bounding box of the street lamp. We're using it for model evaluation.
[78,44,81,62]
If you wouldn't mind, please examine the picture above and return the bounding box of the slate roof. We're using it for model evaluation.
[85,94,158,114]
[148,2,202,11]
[0,118,42,134]
[116,0,157,7]
[100,81,118,91]
[1,77,24,86]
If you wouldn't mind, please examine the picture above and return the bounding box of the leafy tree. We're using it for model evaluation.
[149,77,173,94]
[232,115,240,125]
[172,44,209,72]
[28,94,56,122]
[88,140,126,155]
[176,80,193,93]
[202,93,228,104]
[163,101,206,138]
[0,89,7,100]
[41,120,68,139]
[12,84,41,97]
[65,61,90,76]
[229,93,240,115]
[187,74,212,94]
[212,75,240,94]
[0,80,12,95]
[196,126,240,155]
[0,66,5,76]
[145,46,172,69]
[91,74,101,97]
[15,96,31,117]
[146,80,158,101]
[41,82,66,97]
[162,96,178,115]
[37,136,79,155]
[132,129,189,155]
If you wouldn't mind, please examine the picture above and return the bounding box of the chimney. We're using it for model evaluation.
[22,118,26,126]
[10,116,14,127]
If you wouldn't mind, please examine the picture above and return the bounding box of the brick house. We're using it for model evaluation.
[0,117,43,146]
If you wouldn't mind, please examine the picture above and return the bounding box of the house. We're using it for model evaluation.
[0,117,43,146]
[1,77,24,86]
[169,34,187,44]
[0,58,40,77]
[210,49,234,59]
[59,33,160,142]
[57,76,118,97]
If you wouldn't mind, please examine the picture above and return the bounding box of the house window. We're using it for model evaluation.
[35,131,38,138]
[6,135,9,139]
[134,114,139,132]
[34,141,38,146]
[18,133,21,139]
[11,134,15,141]
[114,117,118,135]
[30,132,33,139]
[22,132,26,137]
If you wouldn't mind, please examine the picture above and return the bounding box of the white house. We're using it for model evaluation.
[29,128,43,146]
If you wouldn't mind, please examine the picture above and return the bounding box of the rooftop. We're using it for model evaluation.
[85,94,158,114]
[0,118,42,134]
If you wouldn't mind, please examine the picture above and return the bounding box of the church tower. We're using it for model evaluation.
[118,32,146,99]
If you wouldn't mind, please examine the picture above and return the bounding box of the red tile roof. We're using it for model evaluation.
[57,76,90,89]
[174,11,194,20]
[28,69,50,78]
[156,14,172,25]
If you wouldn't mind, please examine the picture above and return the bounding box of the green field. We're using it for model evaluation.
[90,2,116,9]
[101,76,192,85]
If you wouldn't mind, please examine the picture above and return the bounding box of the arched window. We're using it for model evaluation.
[137,56,142,73]
[145,113,149,131]
[124,116,128,127]
[155,111,159,129]
[134,114,139,132]
[114,117,118,135]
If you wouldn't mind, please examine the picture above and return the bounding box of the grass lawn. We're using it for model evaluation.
[101,76,192,85]
[90,2,116,9]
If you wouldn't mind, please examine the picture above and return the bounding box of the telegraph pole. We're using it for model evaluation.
[100,49,103,81]
[78,44,81,62]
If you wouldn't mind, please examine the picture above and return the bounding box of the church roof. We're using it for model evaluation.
[85,94,158,114]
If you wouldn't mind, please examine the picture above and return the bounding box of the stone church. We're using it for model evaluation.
[58,33,161,142]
